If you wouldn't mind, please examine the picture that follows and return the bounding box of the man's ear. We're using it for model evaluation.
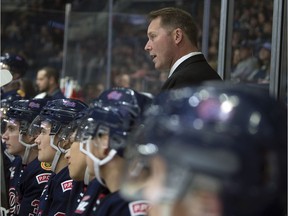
[48,76,55,85]
[174,28,184,45]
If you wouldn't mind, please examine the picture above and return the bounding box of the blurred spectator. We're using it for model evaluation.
[231,40,259,82]
[114,73,131,88]
[82,82,104,104]
[247,42,271,84]
[35,66,65,99]
[1,0,275,92]
[231,48,241,72]
[18,78,37,99]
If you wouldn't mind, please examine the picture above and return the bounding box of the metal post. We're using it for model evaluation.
[217,0,234,80]
[62,3,71,79]
[269,0,286,100]
[202,0,211,59]
[106,0,113,89]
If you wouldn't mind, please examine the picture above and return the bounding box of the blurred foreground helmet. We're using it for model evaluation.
[120,82,287,216]
[0,53,28,77]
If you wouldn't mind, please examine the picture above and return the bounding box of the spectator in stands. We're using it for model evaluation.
[35,66,65,99]
[248,42,271,84]
[82,82,104,104]
[231,40,258,82]
[114,73,131,88]
[18,78,37,99]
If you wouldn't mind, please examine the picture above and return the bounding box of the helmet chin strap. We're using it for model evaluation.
[50,135,62,172]
[19,134,37,165]
[84,167,90,185]
[86,138,117,186]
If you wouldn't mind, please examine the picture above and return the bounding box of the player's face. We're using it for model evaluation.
[2,119,25,156]
[144,17,176,71]
[35,121,56,163]
[65,131,87,181]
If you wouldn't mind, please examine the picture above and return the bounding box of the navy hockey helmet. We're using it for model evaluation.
[121,82,287,216]
[0,94,23,134]
[58,106,90,143]
[82,88,153,152]
[77,100,147,186]
[29,98,88,136]
[6,98,50,134]
[0,53,28,77]
[78,104,133,156]
[91,87,153,125]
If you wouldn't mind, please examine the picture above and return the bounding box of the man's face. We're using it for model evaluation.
[2,119,25,156]
[36,70,49,92]
[35,121,56,163]
[144,17,176,71]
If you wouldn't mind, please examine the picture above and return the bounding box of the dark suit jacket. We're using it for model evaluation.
[160,54,222,91]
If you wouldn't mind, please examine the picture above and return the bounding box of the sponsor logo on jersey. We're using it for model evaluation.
[36,173,51,184]
[74,195,90,214]
[128,200,150,216]
[40,162,52,171]
[61,179,73,192]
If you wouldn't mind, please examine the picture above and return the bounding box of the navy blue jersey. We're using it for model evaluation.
[8,156,23,215]
[65,181,87,215]
[93,191,149,216]
[72,178,109,216]
[37,167,72,216]
[18,158,52,215]
[1,141,13,211]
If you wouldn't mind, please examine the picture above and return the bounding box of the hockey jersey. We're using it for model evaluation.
[18,159,52,215]
[37,166,72,216]
[93,191,150,216]
[65,180,87,215]
[72,178,109,216]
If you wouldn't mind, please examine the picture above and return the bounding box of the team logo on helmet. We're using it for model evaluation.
[29,101,41,108]
[63,100,76,107]
[40,162,52,171]
[107,91,122,100]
